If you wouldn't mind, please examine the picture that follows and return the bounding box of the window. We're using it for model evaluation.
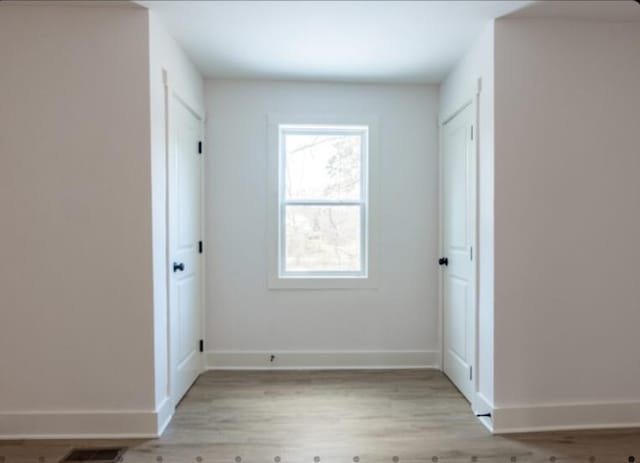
[268,115,378,289]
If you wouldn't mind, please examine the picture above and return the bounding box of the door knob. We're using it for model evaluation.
[173,262,185,272]
[438,257,449,266]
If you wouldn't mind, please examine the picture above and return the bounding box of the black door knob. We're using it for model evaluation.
[438,257,449,266]
[173,262,185,272]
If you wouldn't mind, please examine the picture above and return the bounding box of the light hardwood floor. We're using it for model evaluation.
[1,370,639,463]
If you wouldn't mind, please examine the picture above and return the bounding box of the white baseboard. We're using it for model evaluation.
[0,409,163,439]
[155,396,175,436]
[473,392,495,432]
[492,400,640,434]
[474,392,494,414]
[206,350,440,370]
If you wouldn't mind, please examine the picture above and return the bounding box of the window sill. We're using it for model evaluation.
[268,275,378,290]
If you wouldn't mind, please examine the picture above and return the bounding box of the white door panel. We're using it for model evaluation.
[447,277,468,359]
[169,95,203,408]
[442,103,476,403]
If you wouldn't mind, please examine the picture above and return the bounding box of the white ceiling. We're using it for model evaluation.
[139,1,530,84]
[139,0,640,84]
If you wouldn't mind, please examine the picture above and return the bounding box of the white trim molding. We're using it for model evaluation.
[473,392,495,432]
[206,350,440,370]
[0,408,163,439]
[490,401,640,434]
[155,396,175,437]
[474,392,494,416]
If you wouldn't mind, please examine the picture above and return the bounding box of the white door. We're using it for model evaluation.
[441,102,476,403]
[169,94,203,407]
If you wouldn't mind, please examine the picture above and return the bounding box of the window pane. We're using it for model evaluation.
[285,133,361,200]
[285,205,361,272]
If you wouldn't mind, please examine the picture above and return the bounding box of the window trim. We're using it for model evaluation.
[267,113,379,290]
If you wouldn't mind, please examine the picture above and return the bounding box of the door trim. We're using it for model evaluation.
[438,80,480,412]
[164,70,206,410]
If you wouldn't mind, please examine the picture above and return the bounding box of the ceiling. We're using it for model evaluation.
[139,1,530,84]
[139,0,640,84]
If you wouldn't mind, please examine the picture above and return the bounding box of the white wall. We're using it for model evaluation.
[148,10,204,426]
[0,3,157,436]
[440,23,495,408]
[493,18,640,431]
[205,80,440,367]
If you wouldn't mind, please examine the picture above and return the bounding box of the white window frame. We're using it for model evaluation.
[267,113,379,290]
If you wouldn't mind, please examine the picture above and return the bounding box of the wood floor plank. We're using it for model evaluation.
[1,370,639,463]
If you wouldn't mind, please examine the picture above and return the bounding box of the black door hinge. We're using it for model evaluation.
[198,141,202,154]
[198,241,203,254]
[199,339,204,353]
[438,257,449,266]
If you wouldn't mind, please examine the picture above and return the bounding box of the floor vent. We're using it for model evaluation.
[62,448,125,462]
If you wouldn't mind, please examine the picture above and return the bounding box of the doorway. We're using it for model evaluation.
[167,87,205,408]
[440,99,477,406]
